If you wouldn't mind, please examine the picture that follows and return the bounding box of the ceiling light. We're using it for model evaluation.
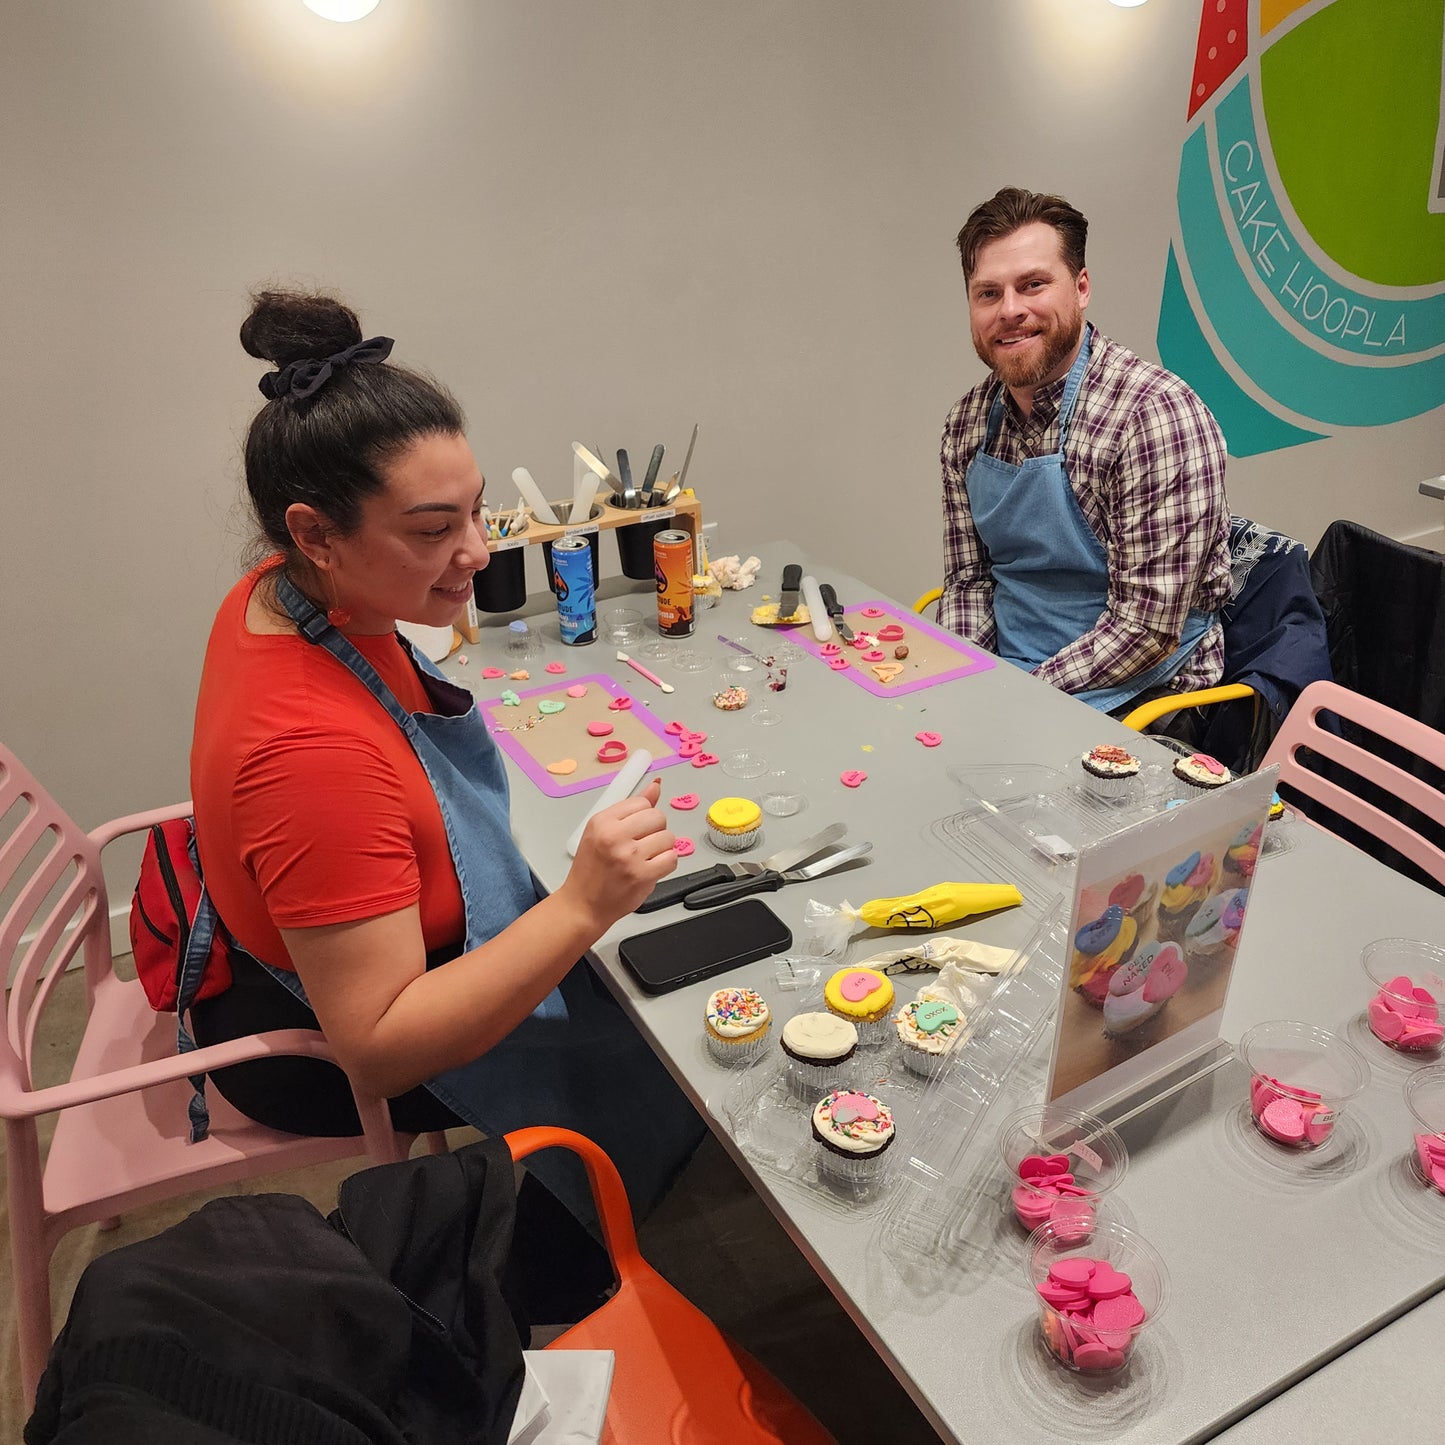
[303,0,380,21]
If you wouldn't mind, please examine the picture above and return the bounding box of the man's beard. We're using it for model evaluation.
[973,302,1084,390]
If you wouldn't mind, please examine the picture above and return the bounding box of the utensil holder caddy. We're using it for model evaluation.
[474,492,703,613]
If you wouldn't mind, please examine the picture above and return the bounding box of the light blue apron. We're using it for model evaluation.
[269,575,704,1231]
[965,333,1216,713]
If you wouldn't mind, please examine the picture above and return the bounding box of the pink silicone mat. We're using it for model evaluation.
[477,673,685,797]
[782,599,996,697]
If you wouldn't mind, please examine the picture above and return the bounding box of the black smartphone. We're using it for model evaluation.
[617,899,793,995]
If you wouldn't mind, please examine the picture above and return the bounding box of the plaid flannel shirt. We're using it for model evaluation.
[939,325,1231,697]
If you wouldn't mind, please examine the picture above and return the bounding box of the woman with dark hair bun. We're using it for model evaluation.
[190,289,703,1304]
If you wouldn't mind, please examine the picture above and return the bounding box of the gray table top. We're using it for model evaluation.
[457,540,1445,1445]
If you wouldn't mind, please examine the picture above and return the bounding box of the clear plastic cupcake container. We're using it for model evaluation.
[1239,1020,1369,1150]
[997,1104,1129,1233]
[1404,1066,1445,1191]
[814,1136,894,1192]
[1026,1218,1168,1374]
[1362,938,1445,1054]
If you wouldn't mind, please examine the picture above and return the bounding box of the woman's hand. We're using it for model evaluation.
[561,778,676,931]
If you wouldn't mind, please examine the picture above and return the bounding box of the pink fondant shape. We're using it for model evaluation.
[828,656,851,671]
[1091,1293,1145,1330]
[669,794,700,811]
[830,1091,879,1124]
[840,769,868,788]
[481,667,506,679]
[673,837,695,856]
[1142,945,1187,1003]
[596,740,629,764]
[565,683,588,698]
[545,662,567,674]
[607,695,633,711]
[586,721,614,737]
[915,731,942,747]
[691,752,720,768]
[838,970,881,1002]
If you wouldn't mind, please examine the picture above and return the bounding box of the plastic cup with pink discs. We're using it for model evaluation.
[1404,1066,1445,1194]
[1026,1218,1168,1375]
[996,1104,1128,1236]
[1362,938,1445,1055]
[1239,1021,1369,1150]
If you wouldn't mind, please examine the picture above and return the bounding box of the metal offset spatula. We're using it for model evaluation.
[683,841,873,909]
[636,822,847,913]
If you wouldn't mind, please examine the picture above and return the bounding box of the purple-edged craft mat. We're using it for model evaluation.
[782,599,996,698]
[477,673,684,797]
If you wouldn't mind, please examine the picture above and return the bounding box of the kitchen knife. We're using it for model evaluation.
[777,564,803,622]
[683,841,874,909]
[640,443,666,505]
[637,821,847,913]
[676,423,698,490]
[817,583,854,643]
[617,449,636,508]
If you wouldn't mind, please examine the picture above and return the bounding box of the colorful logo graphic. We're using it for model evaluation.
[1158,0,1445,456]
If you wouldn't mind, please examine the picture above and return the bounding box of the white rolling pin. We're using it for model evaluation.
[800,575,833,641]
[564,748,654,857]
[511,467,560,525]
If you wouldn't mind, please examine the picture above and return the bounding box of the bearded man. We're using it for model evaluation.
[939,187,1231,714]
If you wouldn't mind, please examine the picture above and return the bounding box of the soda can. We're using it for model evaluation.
[654,529,695,637]
[552,534,597,646]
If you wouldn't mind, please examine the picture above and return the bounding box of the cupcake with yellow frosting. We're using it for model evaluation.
[823,965,895,1045]
[1157,850,1221,940]
[1069,905,1139,1009]
[705,797,762,852]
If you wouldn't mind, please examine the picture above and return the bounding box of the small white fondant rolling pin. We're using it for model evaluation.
[800,575,832,641]
[565,748,654,857]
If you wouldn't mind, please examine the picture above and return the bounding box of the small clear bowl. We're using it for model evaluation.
[721,749,770,780]
[1403,1066,1445,1190]
[1026,1218,1168,1374]
[603,607,646,646]
[1239,1020,1369,1150]
[711,669,753,713]
[997,1104,1129,1234]
[503,619,544,660]
[760,769,806,817]
[670,649,713,673]
[1362,938,1445,1054]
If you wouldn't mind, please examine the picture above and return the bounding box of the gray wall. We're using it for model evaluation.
[2,1,1441,896]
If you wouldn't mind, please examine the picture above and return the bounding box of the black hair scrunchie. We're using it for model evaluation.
[258,335,395,402]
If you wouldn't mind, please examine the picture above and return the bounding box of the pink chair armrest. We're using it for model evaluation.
[88,801,194,852]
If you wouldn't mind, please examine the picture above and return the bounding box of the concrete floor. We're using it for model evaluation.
[1,966,941,1444]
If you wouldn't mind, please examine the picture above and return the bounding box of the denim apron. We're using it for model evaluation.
[966,334,1216,713]
[267,575,703,1230]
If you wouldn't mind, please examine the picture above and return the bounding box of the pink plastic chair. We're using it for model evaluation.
[1260,680,1445,889]
[0,743,441,1406]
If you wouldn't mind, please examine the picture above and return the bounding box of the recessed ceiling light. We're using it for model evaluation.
[303,0,381,21]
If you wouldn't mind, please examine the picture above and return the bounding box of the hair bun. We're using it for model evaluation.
[240,289,364,368]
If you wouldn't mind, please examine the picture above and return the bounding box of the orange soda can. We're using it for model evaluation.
[654,530,695,637]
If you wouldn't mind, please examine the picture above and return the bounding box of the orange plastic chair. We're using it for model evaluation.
[0,743,441,1405]
[1260,680,1445,889]
[507,1126,838,1445]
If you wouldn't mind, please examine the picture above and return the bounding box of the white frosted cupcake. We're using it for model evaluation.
[811,1089,896,1188]
[703,986,771,1065]
[894,998,965,1079]
[780,1011,859,1098]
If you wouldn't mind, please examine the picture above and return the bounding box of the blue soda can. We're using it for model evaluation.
[552,534,597,645]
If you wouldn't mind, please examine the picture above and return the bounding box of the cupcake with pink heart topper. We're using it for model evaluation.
[823,966,895,1045]
[1156,850,1220,941]
[1101,943,1188,1039]
[1106,871,1159,930]
[811,1088,896,1187]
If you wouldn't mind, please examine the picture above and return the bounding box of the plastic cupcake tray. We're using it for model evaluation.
[723,813,1064,1214]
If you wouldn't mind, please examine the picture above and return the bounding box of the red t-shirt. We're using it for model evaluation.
[190,562,465,971]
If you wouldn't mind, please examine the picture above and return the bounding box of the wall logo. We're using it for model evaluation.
[1158,0,1445,456]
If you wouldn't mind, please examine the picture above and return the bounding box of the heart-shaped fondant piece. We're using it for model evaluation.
[545,662,567,674]
[669,794,699,810]
[860,606,886,619]
[1165,851,1202,888]
[840,770,868,788]
[1086,1264,1133,1301]
[828,656,851,671]
[820,642,842,658]
[679,740,703,757]
[839,970,882,1002]
[565,683,588,698]
[913,1000,958,1034]
[1142,945,1187,1002]
[830,1091,879,1124]
[665,720,686,735]
[545,758,578,776]
[481,667,506,679]
[915,731,942,748]
[682,730,708,745]
[537,699,566,714]
[1109,873,1145,912]
[608,695,633,711]
[691,752,720,768]
[849,635,873,651]
[673,837,695,856]
[1108,949,1154,996]
[586,721,613,737]
[1092,1292,1146,1330]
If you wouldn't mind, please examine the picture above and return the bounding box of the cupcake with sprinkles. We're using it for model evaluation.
[894,997,965,1079]
[703,985,772,1065]
[1173,752,1233,790]
[1079,743,1142,800]
[811,1088,896,1187]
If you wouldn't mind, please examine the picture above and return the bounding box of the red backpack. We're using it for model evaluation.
[129,816,233,1011]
